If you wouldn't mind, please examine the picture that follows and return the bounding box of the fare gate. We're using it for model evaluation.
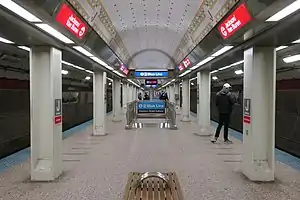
[123,172,184,200]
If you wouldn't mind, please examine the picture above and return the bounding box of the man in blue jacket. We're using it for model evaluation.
[211,83,236,144]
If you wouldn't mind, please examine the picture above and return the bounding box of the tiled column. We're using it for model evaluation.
[112,79,122,122]
[181,79,190,122]
[242,46,276,181]
[30,46,62,181]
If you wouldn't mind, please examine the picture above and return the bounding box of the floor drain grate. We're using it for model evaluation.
[123,172,184,200]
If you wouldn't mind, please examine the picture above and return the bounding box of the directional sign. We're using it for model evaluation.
[135,71,168,78]
[137,101,165,113]
[244,98,251,124]
[54,99,62,116]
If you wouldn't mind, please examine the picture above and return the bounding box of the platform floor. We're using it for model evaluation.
[0,115,300,200]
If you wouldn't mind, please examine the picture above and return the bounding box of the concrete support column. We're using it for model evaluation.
[169,84,175,103]
[93,71,106,136]
[196,70,211,136]
[30,46,62,181]
[113,79,122,122]
[122,83,128,113]
[181,79,190,122]
[175,83,181,115]
[242,46,276,181]
[128,85,133,102]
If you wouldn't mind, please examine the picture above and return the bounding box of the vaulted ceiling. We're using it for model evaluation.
[67,0,239,69]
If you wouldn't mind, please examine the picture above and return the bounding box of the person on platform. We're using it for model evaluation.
[159,91,169,101]
[138,92,143,100]
[143,92,150,100]
[211,83,236,144]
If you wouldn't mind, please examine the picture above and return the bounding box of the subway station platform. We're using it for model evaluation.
[0,114,300,200]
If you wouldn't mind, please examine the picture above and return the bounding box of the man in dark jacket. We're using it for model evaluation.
[211,83,236,144]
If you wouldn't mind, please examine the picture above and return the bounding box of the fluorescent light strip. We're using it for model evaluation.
[189,77,197,81]
[85,70,94,74]
[283,54,300,63]
[211,46,234,57]
[293,39,300,43]
[91,56,107,66]
[35,24,74,44]
[235,70,244,75]
[85,76,91,80]
[212,76,218,80]
[0,0,42,22]
[210,70,218,74]
[113,70,126,77]
[190,57,215,70]
[276,46,288,51]
[106,77,114,82]
[0,36,14,44]
[179,69,191,77]
[266,0,300,22]
[17,46,30,51]
[219,60,244,71]
[73,46,93,57]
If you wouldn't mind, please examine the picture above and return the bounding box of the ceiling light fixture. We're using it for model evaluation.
[85,76,91,80]
[276,46,288,51]
[61,70,69,75]
[73,46,93,57]
[190,57,215,70]
[283,54,300,63]
[219,60,244,71]
[91,56,108,66]
[210,70,218,74]
[292,38,300,43]
[17,46,30,51]
[113,70,126,77]
[212,76,218,80]
[0,36,14,44]
[35,24,74,44]
[211,46,234,57]
[0,0,42,22]
[266,0,300,22]
[85,70,94,74]
[179,69,191,77]
[235,70,244,75]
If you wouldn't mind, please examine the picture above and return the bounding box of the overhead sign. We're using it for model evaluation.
[243,98,251,124]
[145,79,158,85]
[120,63,129,75]
[135,71,168,78]
[178,64,185,71]
[56,3,88,39]
[182,57,191,68]
[137,101,165,113]
[218,3,252,40]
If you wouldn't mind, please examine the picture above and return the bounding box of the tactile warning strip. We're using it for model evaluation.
[123,172,184,200]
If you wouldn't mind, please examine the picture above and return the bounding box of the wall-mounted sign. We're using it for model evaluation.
[137,101,165,113]
[243,98,251,124]
[218,3,252,40]
[145,79,158,85]
[56,3,88,39]
[54,116,62,124]
[135,71,168,78]
[120,63,129,75]
[182,57,191,68]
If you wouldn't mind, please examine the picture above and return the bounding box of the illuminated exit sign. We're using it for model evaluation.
[56,4,88,39]
[218,3,252,40]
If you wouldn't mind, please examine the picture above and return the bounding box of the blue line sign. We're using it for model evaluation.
[135,71,168,78]
[138,101,165,113]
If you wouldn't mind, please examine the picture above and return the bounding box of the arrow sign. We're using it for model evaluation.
[244,98,251,116]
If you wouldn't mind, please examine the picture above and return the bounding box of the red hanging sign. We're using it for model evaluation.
[218,3,252,40]
[56,4,88,39]
[120,63,129,75]
[178,64,185,71]
[183,57,191,68]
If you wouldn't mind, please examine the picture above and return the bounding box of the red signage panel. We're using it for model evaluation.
[178,64,185,71]
[56,4,88,39]
[54,116,62,125]
[243,116,251,124]
[182,57,191,68]
[120,63,129,75]
[218,3,252,40]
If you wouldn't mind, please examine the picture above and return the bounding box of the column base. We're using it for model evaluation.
[112,116,122,122]
[181,115,191,122]
[242,160,274,182]
[195,126,212,136]
[93,125,107,136]
[31,159,62,181]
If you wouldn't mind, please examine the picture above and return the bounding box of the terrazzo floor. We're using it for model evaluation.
[0,115,300,200]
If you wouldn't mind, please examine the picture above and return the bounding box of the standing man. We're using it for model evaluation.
[211,83,236,144]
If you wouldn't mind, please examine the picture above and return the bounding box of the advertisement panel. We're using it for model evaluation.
[56,4,88,39]
[218,3,252,40]
[137,101,165,113]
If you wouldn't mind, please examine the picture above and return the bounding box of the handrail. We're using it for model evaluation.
[125,101,137,129]
[166,101,177,129]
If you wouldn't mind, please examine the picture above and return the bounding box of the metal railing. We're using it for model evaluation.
[125,101,137,129]
[166,101,177,129]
